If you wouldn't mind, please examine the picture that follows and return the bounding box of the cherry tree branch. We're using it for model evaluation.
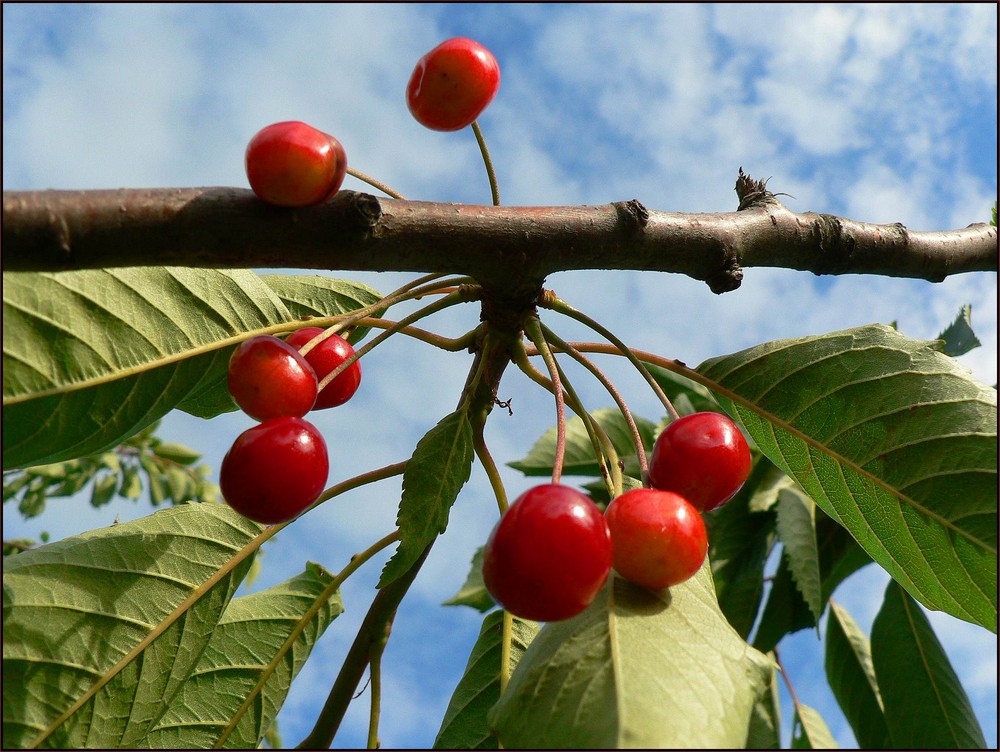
[3,177,995,295]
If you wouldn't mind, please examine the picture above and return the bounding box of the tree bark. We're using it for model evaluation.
[3,183,996,294]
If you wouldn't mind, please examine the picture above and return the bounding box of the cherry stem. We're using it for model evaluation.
[542,294,680,422]
[348,317,480,352]
[522,317,566,484]
[315,290,474,393]
[471,120,500,206]
[296,276,477,358]
[219,529,400,748]
[539,323,649,480]
[512,333,619,497]
[346,167,407,200]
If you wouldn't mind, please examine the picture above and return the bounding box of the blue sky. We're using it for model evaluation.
[3,4,997,748]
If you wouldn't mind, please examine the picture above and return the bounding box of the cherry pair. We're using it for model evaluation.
[220,329,362,525]
[482,412,751,622]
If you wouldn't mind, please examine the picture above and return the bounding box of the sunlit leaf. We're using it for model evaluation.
[490,564,772,748]
[141,562,342,749]
[434,611,538,749]
[2,268,291,468]
[260,274,383,343]
[699,324,997,632]
[1,502,262,748]
[791,704,838,748]
[746,653,781,749]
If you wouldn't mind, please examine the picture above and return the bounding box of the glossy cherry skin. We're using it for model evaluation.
[220,417,329,524]
[245,121,347,206]
[482,484,612,622]
[406,37,500,131]
[605,489,707,590]
[285,327,362,409]
[227,335,318,421]
[647,412,752,512]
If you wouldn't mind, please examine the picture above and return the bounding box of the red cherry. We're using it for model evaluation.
[220,417,329,524]
[285,327,362,409]
[227,335,318,421]
[482,484,612,622]
[647,412,752,512]
[245,121,347,206]
[605,488,707,590]
[406,37,500,131]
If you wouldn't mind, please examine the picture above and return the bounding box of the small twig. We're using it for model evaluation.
[346,167,407,200]
[471,121,500,207]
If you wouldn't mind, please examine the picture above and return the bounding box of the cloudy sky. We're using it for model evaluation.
[3,3,997,748]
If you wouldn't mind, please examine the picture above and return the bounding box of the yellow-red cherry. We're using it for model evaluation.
[482,483,612,622]
[245,121,347,207]
[285,327,362,409]
[406,37,500,131]
[220,416,329,524]
[227,335,318,421]
[605,488,707,590]
[647,412,752,512]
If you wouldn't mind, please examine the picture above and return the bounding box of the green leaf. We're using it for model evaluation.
[646,364,721,416]
[174,275,385,420]
[434,611,539,749]
[141,562,342,749]
[89,472,117,507]
[2,268,295,469]
[442,547,496,612]
[936,305,981,357]
[153,442,203,466]
[753,510,872,652]
[699,324,997,632]
[509,407,656,477]
[746,654,781,749]
[378,409,474,588]
[260,274,383,343]
[489,564,773,748]
[2,502,262,748]
[871,579,987,749]
[792,704,838,748]
[776,488,822,624]
[825,600,889,749]
[704,459,778,638]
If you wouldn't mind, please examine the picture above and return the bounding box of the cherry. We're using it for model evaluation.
[647,412,752,512]
[406,37,500,131]
[245,121,347,207]
[482,483,612,622]
[220,416,329,524]
[605,488,707,590]
[227,335,318,421]
[285,327,362,409]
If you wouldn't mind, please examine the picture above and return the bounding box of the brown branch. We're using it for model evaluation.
[3,182,995,294]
